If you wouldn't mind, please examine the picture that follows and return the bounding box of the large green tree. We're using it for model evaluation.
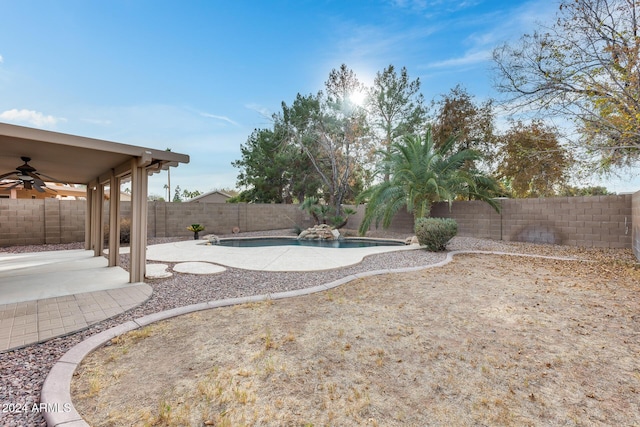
[281,65,370,216]
[493,0,640,169]
[367,65,428,180]
[232,127,321,203]
[357,130,501,235]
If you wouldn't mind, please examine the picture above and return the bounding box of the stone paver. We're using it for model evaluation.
[145,263,173,279]
[0,284,152,352]
[173,261,226,274]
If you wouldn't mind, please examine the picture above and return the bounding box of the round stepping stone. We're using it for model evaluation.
[173,262,226,275]
[145,263,173,279]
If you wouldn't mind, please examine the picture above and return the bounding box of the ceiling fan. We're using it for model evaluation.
[0,156,65,193]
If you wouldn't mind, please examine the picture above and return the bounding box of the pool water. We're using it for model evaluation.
[214,237,404,249]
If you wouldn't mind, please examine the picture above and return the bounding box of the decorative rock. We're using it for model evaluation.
[203,234,220,244]
[405,236,420,245]
[298,224,337,240]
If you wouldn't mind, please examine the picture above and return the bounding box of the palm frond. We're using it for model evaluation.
[359,130,501,234]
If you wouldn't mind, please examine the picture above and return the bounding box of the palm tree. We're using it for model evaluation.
[357,129,501,235]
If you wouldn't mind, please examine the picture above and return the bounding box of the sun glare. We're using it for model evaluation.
[349,89,367,106]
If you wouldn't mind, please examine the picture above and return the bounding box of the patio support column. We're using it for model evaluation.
[84,186,93,250]
[91,183,105,257]
[108,173,121,267]
[129,159,148,283]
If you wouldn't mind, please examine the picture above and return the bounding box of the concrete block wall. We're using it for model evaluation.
[0,199,46,246]
[429,195,632,249]
[47,199,85,244]
[431,200,501,240]
[63,200,84,243]
[147,201,315,238]
[348,204,414,235]
[0,196,636,250]
[44,198,61,244]
[632,191,640,259]
[503,195,631,248]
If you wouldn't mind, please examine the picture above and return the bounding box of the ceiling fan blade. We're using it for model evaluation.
[0,181,21,190]
[0,172,18,180]
[33,182,46,193]
[32,176,46,187]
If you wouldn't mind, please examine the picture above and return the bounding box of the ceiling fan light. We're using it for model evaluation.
[18,174,34,181]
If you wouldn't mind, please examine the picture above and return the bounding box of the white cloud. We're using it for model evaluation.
[0,109,65,127]
[472,0,558,47]
[424,49,492,69]
[336,22,439,61]
[81,117,112,126]
[390,0,481,15]
[245,103,272,118]
[199,112,240,127]
[0,54,3,63]
[419,1,559,72]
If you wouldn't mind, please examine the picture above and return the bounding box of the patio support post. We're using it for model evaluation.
[84,186,93,250]
[108,173,121,267]
[91,183,105,257]
[129,159,148,283]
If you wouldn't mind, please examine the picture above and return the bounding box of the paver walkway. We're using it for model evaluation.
[0,284,151,352]
[0,249,153,352]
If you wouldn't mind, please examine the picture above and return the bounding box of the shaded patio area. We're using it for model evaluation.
[0,250,151,352]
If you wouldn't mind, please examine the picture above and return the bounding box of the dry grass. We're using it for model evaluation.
[71,253,640,426]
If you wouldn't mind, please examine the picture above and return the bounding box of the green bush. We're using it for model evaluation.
[414,217,458,251]
[103,218,131,244]
[187,224,205,233]
[119,218,131,244]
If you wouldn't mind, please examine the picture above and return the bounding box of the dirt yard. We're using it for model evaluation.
[72,253,640,426]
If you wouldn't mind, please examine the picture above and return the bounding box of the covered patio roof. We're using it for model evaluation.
[0,122,187,185]
[0,122,190,283]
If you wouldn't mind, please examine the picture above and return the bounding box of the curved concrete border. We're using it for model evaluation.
[40,250,581,427]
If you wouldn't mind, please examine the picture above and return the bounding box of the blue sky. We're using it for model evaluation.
[0,0,636,197]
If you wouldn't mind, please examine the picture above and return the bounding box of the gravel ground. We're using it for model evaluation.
[0,230,636,426]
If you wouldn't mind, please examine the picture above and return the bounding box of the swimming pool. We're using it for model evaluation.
[213,237,405,249]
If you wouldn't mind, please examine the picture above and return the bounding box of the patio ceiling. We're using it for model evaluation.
[0,122,189,185]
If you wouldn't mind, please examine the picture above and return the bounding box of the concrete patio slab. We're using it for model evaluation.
[0,250,153,352]
[0,250,131,304]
